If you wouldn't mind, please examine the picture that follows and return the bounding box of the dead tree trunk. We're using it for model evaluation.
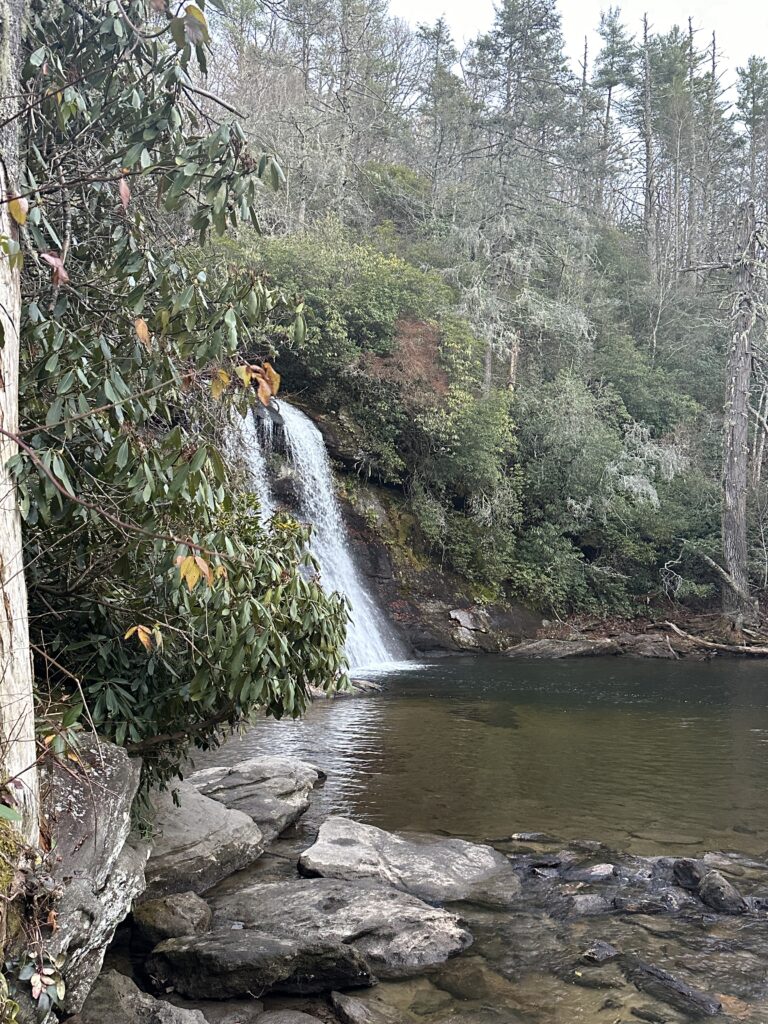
[722,201,760,627]
[641,15,658,278]
[0,0,38,846]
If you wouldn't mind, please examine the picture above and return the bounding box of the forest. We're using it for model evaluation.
[2,0,768,1020]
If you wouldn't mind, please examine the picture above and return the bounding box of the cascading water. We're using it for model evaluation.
[276,401,405,671]
[229,409,277,521]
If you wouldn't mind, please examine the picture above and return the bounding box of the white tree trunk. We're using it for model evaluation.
[722,201,760,628]
[0,0,39,846]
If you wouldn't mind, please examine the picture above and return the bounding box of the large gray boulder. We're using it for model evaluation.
[299,817,520,905]
[144,783,264,897]
[133,892,212,946]
[187,756,322,843]
[147,927,372,998]
[212,877,472,976]
[41,736,148,1014]
[70,970,206,1024]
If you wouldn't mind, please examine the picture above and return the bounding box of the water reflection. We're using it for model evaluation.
[204,656,768,856]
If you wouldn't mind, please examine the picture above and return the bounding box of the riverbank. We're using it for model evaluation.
[78,739,768,1023]
[24,656,768,1022]
[505,612,768,659]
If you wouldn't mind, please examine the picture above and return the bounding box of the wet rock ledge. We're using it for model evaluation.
[49,742,768,1024]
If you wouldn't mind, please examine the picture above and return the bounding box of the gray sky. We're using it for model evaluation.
[387,0,768,86]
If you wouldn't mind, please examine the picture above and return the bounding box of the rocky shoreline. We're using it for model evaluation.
[45,740,768,1024]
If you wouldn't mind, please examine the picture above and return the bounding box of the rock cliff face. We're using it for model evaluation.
[335,481,542,655]
[37,736,148,1016]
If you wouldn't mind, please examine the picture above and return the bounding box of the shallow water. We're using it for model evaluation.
[206,655,768,858]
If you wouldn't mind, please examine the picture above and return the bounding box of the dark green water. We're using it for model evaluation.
[209,655,768,857]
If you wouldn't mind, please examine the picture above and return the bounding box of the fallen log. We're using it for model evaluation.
[664,621,768,655]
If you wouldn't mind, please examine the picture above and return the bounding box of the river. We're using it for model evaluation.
[193,656,768,1022]
[205,655,768,858]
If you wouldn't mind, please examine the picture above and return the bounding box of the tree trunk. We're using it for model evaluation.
[722,200,760,627]
[0,0,38,846]
[641,15,658,277]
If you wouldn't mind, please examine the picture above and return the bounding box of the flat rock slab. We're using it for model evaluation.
[147,927,371,999]
[299,817,520,905]
[71,969,207,1024]
[144,783,264,897]
[188,756,322,843]
[213,877,472,976]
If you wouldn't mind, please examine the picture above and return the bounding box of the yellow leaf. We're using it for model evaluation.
[234,365,253,387]
[184,4,210,44]
[177,554,202,591]
[211,369,230,400]
[134,317,151,349]
[263,362,281,395]
[136,625,153,653]
[9,196,28,226]
[152,626,164,651]
[194,555,213,586]
[125,624,152,651]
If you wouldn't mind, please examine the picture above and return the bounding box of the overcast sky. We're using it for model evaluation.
[387,0,768,88]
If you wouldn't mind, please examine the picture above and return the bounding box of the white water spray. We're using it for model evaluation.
[230,409,276,521]
[277,401,405,670]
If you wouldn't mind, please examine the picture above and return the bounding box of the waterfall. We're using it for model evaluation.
[229,409,276,521]
[277,401,405,671]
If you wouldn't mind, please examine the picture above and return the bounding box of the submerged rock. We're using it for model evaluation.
[133,892,212,946]
[144,783,264,897]
[187,756,322,843]
[71,970,207,1024]
[622,957,722,1017]
[298,816,520,905]
[331,991,407,1024]
[580,941,620,965]
[212,877,472,976]
[147,927,371,998]
[433,955,522,1004]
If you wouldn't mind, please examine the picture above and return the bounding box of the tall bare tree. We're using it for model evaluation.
[0,0,38,845]
[722,201,761,626]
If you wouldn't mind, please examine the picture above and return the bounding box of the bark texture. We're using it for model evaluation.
[0,0,38,844]
[722,201,760,627]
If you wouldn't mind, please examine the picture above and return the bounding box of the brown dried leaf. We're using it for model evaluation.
[257,376,272,406]
[134,317,151,349]
[263,361,281,395]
